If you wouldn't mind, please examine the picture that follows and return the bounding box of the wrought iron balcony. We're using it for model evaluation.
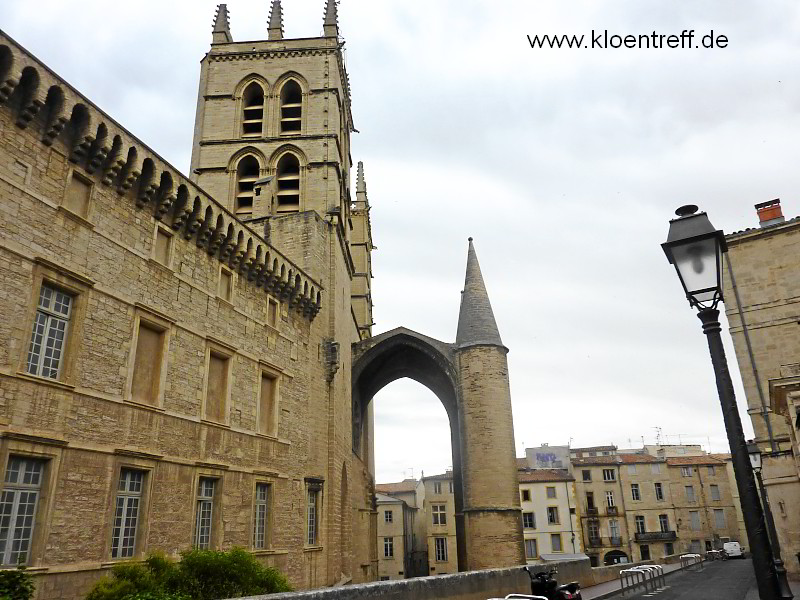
[606,506,618,516]
[585,507,598,516]
[635,531,677,542]
[587,536,604,548]
[609,537,623,547]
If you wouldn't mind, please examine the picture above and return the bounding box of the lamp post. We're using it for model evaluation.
[662,205,781,600]
[748,443,794,599]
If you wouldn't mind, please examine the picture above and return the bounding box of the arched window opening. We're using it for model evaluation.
[242,82,264,137]
[276,154,300,213]
[236,156,260,220]
[279,80,302,133]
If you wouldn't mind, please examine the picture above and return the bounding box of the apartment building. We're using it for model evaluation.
[421,473,458,575]
[375,479,427,576]
[517,467,583,563]
[375,493,414,581]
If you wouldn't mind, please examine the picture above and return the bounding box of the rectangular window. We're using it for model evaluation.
[434,537,447,561]
[205,351,230,423]
[0,457,45,565]
[307,488,319,545]
[525,538,538,559]
[384,537,394,558]
[651,463,661,474]
[635,515,646,534]
[680,466,692,477]
[521,489,531,502]
[64,171,92,217]
[627,465,637,474]
[640,544,650,561]
[685,485,696,503]
[714,509,725,529]
[522,512,535,529]
[433,481,442,494]
[384,509,393,523]
[609,519,620,539]
[665,542,674,556]
[253,482,270,549]
[267,298,278,327]
[606,491,615,507]
[111,469,144,559]
[707,466,716,476]
[26,284,72,379]
[551,533,563,552]
[582,469,591,481]
[690,539,702,553]
[689,510,701,531]
[432,504,446,526]
[602,469,616,482]
[219,268,232,302]
[654,482,664,501]
[130,321,165,406]
[153,227,172,267]
[546,486,556,499]
[658,514,670,532]
[586,491,595,509]
[631,483,640,501]
[710,484,720,501]
[588,520,600,539]
[194,478,216,549]
[259,373,277,436]
[547,506,559,525]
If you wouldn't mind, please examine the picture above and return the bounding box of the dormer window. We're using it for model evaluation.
[276,154,300,213]
[279,80,302,133]
[242,82,264,137]
[235,155,259,220]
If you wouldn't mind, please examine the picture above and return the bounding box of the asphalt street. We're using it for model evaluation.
[613,559,756,600]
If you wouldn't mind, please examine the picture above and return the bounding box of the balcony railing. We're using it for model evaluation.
[606,506,618,516]
[635,531,677,542]
[609,537,623,547]
[587,536,624,548]
[585,507,598,516]
[587,537,603,548]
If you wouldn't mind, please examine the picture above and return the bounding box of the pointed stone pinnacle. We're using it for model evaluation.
[268,0,284,40]
[212,4,232,43]
[323,0,339,37]
[356,161,366,194]
[456,238,504,348]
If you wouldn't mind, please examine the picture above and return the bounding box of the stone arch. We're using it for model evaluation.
[274,72,307,135]
[604,550,629,566]
[352,327,465,570]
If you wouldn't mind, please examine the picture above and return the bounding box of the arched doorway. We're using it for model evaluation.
[604,550,629,565]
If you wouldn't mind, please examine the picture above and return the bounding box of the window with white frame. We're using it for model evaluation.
[602,468,616,481]
[432,504,446,525]
[0,456,45,565]
[111,469,144,559]
[606,490,615,507]
[588,520,600,539]
[384,509,393,523]
[631,483,640,501]
[253,482,270,549]
[384,537,394,558]
[609,519,620,539]
[713,509,726,529]
[710,484,720,501]
[525,538,538,559]
[680,466,692,477]
[434,537,447,561]
[659,514,670,532]
[522,512,535,529]
[550,533,563,552]
[685,485,696,503]
[634,515,646,534]
[194,478,216,549]
[433,481,442,495]
[26,284,72,379]
[547,506,560,525]
[307,486,320,545]
[654,482,664,501]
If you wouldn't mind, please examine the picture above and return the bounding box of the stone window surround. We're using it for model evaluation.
[201,338,236,427]
[150,222,175,269]
[0,433,66,569]
[231,73,309,139]
[17,258,94,389]
[191,468,225,550]
[257,361,282,439]
[251,478,275,552]
[304,477,324,549]
[105,451,158,562]
[217,264,235,305]
[59,166,95,226]
[124,305,174,410]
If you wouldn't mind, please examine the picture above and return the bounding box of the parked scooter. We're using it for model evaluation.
[523,566,582,600]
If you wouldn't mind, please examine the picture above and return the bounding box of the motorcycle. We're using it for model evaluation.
[522,566,582,600]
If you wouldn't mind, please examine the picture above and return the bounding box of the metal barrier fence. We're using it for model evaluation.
[619,564,667,595]
[680,553,704,571]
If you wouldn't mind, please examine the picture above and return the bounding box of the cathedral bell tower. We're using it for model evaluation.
[189,1,354,228]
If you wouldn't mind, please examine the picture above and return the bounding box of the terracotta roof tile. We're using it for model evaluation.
[666,456,726,466]
[518,469,574,483]
[572,454,662,466]
[516,457,529,469]
[375,479,418,494]
[421,472,452,481]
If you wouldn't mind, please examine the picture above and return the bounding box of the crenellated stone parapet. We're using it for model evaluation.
[0,30,322,320]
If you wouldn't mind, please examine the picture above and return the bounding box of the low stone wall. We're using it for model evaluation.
[588,559,654,586]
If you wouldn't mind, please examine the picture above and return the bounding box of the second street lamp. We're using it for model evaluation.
[662,205,781,600]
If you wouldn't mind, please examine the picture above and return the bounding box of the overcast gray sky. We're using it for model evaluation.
[6,0,800,484]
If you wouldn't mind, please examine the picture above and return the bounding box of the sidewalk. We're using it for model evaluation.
[582,562,685,600]
[744,578,800,600]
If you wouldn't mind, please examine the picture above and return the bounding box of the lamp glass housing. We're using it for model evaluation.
[747,443,762,471]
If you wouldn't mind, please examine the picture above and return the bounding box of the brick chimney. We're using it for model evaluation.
[755,199,785,228]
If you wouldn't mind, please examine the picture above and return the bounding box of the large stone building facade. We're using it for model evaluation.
[0,2,526,597]
[723,199,800,578]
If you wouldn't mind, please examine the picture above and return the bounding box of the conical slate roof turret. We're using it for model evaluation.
[268,0,284,40]
[456,238,504,348]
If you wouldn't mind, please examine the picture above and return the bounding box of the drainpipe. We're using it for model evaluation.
[725,254,778,452]
[565,480,577,553]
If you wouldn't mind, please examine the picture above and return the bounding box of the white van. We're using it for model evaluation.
[723,541,743,558]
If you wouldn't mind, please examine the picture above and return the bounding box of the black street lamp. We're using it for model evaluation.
[662,205,782,600]
[748,443,795,599]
